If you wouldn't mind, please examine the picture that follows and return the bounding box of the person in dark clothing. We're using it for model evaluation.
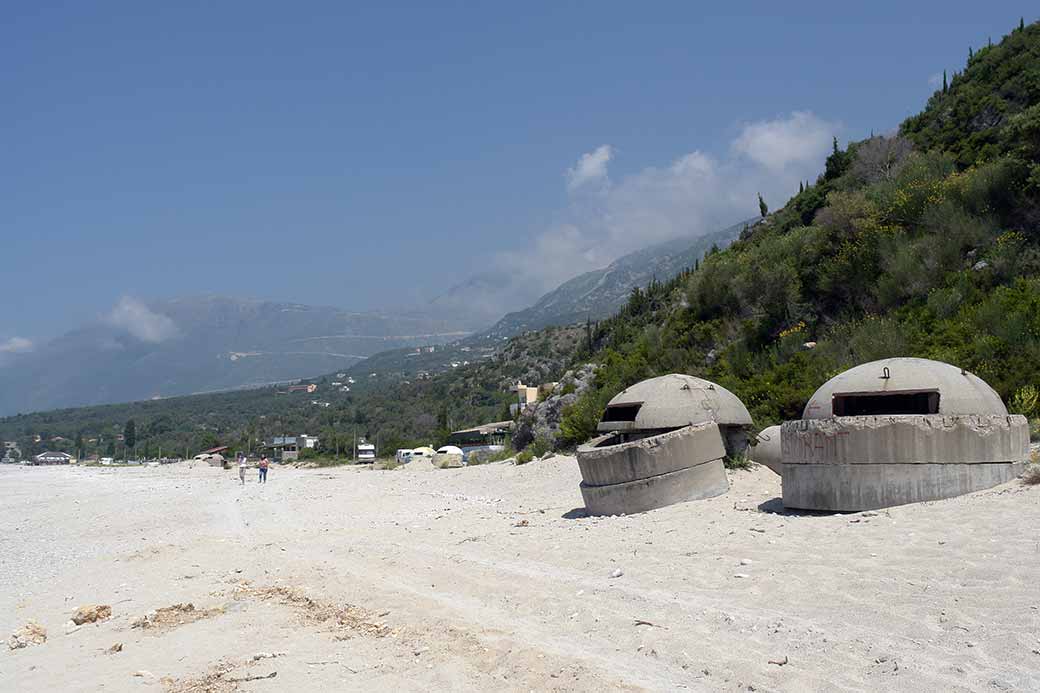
[258,456,269,483]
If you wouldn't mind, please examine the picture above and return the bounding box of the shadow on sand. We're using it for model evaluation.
[756,497,842,517]
[562,507,589,519]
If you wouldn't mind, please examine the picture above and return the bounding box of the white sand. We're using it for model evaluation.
[2,459,1038,692]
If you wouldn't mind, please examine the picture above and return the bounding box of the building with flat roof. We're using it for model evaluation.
[34,451,73,465]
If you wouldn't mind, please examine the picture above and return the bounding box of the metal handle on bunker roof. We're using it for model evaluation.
[881,366,890,379]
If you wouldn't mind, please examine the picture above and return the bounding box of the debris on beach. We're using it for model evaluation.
[72,604,112,625]
[131,603,224,633]
[232,584,390,638]
[8,621,47,649]
[106,642,123,654]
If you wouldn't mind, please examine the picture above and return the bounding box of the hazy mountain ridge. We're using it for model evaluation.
[472,219,756,342]
[0,296,470,415]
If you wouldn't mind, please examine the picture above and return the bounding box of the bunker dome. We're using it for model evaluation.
[598,374,754,458]
[802,357,1007,419]
[781,357,1028,511]
[575,374,753,516]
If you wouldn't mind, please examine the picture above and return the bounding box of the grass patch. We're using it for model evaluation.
[724,452,754,470]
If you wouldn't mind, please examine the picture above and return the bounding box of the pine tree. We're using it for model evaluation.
[757,193,768,218]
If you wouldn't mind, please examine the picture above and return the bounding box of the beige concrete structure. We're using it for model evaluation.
[578,422,725,487]
[781,358,1029,511]
[752,425,782,475]
[433,445,465,468]
[579,459,729,516]
[597,374,754,458]
[575,374,752,515]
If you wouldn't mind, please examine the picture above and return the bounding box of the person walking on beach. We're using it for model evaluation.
[238,454,248,485]
[258,456,269,484]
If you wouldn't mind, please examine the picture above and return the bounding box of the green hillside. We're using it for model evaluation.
[559,20,1040,445]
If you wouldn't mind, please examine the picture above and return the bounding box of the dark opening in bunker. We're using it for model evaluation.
[601,403,642,422]
[832,390,939,416]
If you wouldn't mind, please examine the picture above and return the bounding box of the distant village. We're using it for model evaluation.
[1,375,556,468]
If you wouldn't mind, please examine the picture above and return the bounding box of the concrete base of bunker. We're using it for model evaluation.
[580,460,729,515]
[781,414,1029,511]
[575,423,729,515]
[783,461,1025,511]
[577,422,725,486]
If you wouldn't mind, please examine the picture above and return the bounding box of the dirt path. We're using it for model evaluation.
[2,460,1039,691]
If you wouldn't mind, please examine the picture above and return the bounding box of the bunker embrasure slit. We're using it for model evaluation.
[832,390,939,416]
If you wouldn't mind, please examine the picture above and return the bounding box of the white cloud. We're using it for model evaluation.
[731,111,834,172]
[566,145,613,192]
[0,337,33,354]
[107,296,179,343]
[484,111,840,309]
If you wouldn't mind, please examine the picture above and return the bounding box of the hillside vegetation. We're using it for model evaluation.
[558,20,1040,446]
[0,324,584,460]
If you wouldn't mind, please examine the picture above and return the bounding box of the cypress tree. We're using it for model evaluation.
[942,70,948,93]
[1020,17,1025,31]
[757,193,768,218]
[124,419,136,450]
[798,181,804,194]
[968,46,973,60]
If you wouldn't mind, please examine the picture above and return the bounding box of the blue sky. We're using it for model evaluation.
[2,1,1036,348]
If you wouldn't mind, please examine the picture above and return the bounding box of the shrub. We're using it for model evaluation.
[1023,465,1040,485]
[558,387,611,448]
[529,435,552,458]
[724,452,754,470]
[515,450,535,465]
[1009,385,1040,418]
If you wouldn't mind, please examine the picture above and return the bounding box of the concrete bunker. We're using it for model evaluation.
[575,374,753,515]
[781,357,1029,511]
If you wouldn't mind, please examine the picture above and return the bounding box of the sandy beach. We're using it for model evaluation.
[1,459,1038,692]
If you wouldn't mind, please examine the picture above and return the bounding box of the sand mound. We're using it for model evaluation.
[399,458,434,471]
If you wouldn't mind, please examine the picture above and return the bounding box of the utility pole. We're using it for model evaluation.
[353,427,357,463]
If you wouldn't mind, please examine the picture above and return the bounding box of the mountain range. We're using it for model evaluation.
[0,296,468,416]
[0,220,754,415]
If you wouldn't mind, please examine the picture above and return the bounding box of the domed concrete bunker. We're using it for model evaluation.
[576,374,753,515]
[781,357,1029,511]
